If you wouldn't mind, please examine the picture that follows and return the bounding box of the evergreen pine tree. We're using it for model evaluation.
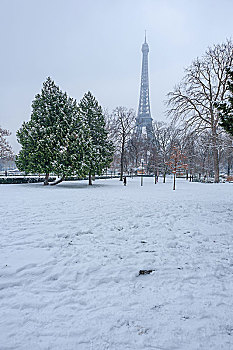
[216,69,233,136]
[50,94,91,185]
[0,126,14,161]
[78,92,114,185]
[16,77,90,185]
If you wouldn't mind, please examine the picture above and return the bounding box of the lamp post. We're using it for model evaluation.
[141,158,144,186]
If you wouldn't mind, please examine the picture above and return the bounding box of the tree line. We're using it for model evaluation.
[1,39,232,184]
[106,39,233,183]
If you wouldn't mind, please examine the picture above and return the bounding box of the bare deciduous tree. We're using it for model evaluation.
[152,121,179,182]
[167,39,233,182]
[109,107,135,181]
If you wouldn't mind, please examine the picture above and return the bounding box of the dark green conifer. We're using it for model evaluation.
[78,92,114,185]
[16,77,90,185]
[216,69,233,136]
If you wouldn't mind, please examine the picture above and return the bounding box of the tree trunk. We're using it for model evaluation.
[89,171,92,185]
[120,163,123,181]
[163,172,166,183]
[227,158,231,176]
[173,173,176,190]
[213,146,219,183]
[213,146,219,181]
[154,165,157,184]
[120,149,124,181]
[211,122,220,183]
[44,173,49,186]
[50,176,65,186]
[212,133,219,183]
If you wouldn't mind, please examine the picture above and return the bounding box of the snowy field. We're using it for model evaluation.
[1,177,233,350]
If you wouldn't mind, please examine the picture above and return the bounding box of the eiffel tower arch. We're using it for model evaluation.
[136,32,153,139]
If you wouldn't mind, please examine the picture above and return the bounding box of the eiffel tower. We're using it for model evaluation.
[136,32,153,138]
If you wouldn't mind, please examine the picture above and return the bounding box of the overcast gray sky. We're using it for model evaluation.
[0,0,233,151]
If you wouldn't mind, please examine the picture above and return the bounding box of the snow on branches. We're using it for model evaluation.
[16,78,113,185]
[0,126,14,160]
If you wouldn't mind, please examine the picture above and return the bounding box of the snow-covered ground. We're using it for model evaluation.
[1,177,233,350]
